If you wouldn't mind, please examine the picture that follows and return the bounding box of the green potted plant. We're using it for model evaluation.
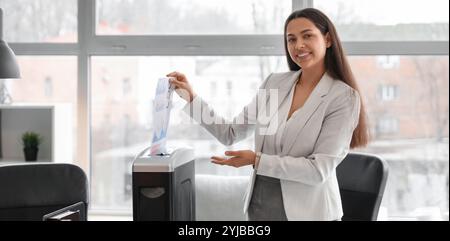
[21,131,43,162]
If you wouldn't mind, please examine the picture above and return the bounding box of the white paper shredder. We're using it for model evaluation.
[132,147,195,221]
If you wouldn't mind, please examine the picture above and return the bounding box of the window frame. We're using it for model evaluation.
[6,0,449,215]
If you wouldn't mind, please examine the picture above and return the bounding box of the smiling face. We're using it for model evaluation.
[286,17,331,72]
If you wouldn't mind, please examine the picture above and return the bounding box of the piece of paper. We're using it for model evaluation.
[150,77,174,155]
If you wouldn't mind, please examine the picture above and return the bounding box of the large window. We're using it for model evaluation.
[4,0,448,220]
[96,0,291,35]
[315,0,449,41]
[0,0,77,42]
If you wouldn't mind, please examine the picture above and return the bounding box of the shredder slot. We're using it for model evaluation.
[140,187,165,198]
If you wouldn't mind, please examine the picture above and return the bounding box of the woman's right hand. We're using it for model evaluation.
[166,71,196,103]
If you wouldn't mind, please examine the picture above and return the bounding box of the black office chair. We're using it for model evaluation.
[0,163,89,221]
[336,153,389,221]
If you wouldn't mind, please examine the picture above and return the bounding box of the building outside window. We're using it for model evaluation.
[377,116,399,134]
[44,76,53,98]
[378,85,399,101]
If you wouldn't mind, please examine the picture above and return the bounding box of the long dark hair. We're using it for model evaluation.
[284,8,369,148]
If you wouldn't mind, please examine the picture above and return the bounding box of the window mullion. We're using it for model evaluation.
[9,43,78,55]
[77,0,95,178]
[343,41,449,55]
[88,35,286,56]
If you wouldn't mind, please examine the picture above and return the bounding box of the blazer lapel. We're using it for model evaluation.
[281,73,335,155]
[255,71,301,153]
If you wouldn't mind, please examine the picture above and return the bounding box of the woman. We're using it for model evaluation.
[167,8,369,221]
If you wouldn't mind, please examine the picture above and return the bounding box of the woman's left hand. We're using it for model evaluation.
[211,150,256,168]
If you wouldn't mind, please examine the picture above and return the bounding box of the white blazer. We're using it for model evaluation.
[182,70,361,220]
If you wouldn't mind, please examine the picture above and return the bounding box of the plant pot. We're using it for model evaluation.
[23,147,39,162]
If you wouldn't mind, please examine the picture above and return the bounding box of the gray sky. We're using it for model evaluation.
[315,0,449,25]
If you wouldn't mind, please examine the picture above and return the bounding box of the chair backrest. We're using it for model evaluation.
[336,153,389,221]
[0,163,89,221]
